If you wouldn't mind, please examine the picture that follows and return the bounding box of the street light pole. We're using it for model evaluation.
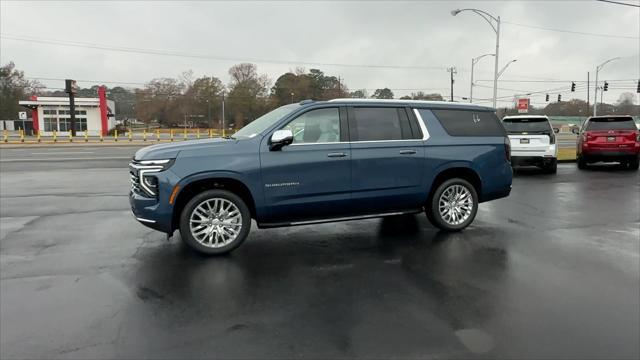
[493,16,501,109]
[451,8,501,108]
[470,53,494,103]
[593,57,620,116]
[497,59,517,79]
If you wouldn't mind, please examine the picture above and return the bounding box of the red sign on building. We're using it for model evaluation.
[517,98,530,113]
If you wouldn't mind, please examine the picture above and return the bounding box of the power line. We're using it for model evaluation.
[596,0,640,8]
[1,33,450,71]
[502,21,639,39]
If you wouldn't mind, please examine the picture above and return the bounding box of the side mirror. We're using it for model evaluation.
[269,129,293,151]
[553,127,560,134]
[571,128,579,135]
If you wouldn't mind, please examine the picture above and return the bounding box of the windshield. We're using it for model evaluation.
[502,118,551,133]
[586,117,637,131]
[233,104,301,138]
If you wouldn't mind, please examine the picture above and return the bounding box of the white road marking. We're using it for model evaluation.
[0,156,131,162]
[30,151,95,155]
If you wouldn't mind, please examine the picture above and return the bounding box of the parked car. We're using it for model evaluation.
[575,115,640,170]
[502,115,558,173]
[129,99,513,255]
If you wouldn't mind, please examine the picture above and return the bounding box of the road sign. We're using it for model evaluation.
[517,98,530,113]
[18,111,27,120]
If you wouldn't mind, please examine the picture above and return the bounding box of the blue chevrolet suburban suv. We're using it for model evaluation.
[130,99,512,254]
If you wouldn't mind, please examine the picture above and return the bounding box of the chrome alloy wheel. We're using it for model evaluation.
[189,198,242,248]
[438,184,474,226]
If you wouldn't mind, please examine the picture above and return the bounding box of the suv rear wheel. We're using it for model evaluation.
[179,189,251,255]
[577,155,587,170]
[426,178,478,232]
[543,159,557,174]
[629,158,639,171]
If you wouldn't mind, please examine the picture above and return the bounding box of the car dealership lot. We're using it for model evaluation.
[1,146,638,359]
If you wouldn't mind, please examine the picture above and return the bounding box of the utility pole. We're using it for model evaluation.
[447,67,457,102]
[207,99,212,129]
[587,72,590,112]
[221,91,225,136]
[65,79,77,136]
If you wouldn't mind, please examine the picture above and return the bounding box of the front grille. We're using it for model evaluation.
[130,171,141,193]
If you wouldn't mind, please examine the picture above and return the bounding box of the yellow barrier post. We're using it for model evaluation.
[20,129,24,143]
[114,129,118,142]
[84,131,88,142]
[37,130,41,143]
[128,129,132,142]
[68,130,73,143]
[170,129,174,142]
[3,130,7,143]
[196,128,200,139]
[156,129,160,142]
[53,130,57,143]
[183,128,187,140]
[209,129,212,138]
[143,129,147,142]
[100,132,104,142]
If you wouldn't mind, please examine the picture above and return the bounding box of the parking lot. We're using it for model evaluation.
[1,145,638,359]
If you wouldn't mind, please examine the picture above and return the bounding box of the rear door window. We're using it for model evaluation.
[586,117,637,131]
[431,109,506,136]
[349,107,415,141]
[503,118,552,134]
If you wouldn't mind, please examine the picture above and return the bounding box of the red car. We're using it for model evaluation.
[576,115,640,170]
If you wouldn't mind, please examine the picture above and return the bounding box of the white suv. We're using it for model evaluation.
[502,115,558,174]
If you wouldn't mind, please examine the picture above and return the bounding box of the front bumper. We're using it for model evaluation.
[129,191,173,233]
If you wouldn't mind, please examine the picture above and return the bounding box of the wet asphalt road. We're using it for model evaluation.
[0,145,639,359]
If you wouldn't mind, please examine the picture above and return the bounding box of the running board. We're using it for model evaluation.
[258,209,422,229]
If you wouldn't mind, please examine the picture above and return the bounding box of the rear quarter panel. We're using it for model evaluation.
[417,109,512,202]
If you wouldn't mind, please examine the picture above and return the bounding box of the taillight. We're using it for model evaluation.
[504,137,511,162]
[549,133,556,145]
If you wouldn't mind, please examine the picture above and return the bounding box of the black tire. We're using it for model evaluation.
[577,155,587,170]
[544,159,557,174]
[179,189,251,255]
[426,178,478,232]
[629,158,639,171]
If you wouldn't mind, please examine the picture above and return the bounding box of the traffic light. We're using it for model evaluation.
[545,94,549,102]
[571,82,576,92]
[557,94,561,102]
[636,80,639,93]
[603,81,609,91]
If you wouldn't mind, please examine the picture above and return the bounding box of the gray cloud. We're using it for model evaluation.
[1,0,638,106]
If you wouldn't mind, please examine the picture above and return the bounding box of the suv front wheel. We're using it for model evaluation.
[426,178,478,231]
[179,189,251,255]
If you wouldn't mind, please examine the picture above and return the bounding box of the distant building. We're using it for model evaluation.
[19,86,115,135]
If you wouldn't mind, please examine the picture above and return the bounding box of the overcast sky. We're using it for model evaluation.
[1,0,639,107]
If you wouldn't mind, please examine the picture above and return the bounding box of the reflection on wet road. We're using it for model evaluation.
[1,159,638,359]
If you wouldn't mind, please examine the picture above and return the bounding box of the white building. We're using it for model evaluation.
[19,86,116,135]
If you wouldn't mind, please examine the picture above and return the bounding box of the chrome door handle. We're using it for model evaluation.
[399,150,417,155]
[327,152,347,158]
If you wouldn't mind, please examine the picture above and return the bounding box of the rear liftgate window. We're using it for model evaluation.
[586,117,637,131]
[503,118,552,134]
[431,109,506,137]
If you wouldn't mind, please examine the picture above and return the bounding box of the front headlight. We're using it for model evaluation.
[130,159,175,197]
